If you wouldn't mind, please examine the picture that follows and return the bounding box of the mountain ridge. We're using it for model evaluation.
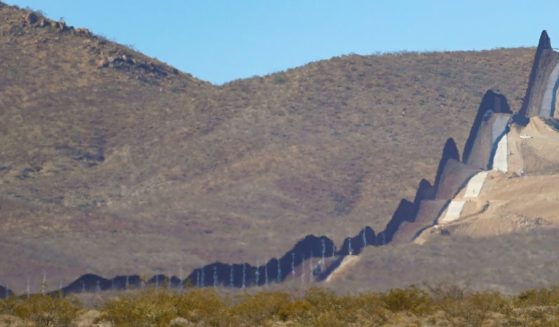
[0,3,536,292]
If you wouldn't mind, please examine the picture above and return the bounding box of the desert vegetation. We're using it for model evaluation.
[2,1,556,298]
[0,2,538,291]
[2,285,559,326]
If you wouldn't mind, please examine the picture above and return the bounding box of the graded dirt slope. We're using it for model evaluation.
[0,3,535,291]
[417,117,559,240]
[332,116,559,293]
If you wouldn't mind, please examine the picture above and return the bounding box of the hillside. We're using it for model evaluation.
[331,30,559,292]
[322,228,559,295]
[0,3,535,291]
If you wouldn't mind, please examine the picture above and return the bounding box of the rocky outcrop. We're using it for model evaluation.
[23,12,38,25]
[21,11,70,32]
[97,53,178,79]
[74,28,92,37]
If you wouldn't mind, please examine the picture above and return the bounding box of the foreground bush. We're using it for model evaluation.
[0,294,79,326]
[101,288,232,326]
[3,285,559,325]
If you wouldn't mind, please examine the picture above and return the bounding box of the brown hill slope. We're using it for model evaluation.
[0,3,534,290]
[329,228,559,294]
[331,117,559,294]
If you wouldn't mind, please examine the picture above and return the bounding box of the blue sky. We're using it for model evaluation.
[4,0,559,84]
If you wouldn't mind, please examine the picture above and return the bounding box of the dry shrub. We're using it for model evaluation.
[102,289,180,326]
[515,286,559,307]
[230,291,290,325]
[379,286,433,315]
[277,298,313,322]
[466,291,510,313]
[425,285,513,325]
[284,288,388,326]
[174,289,230,325]
[0,294,80,327]
[303,288,339,312]
[342,292,389,325]
[427,283,466,319]
[102,288,229,327]
[5,285,559,325]
[306,310,347,327]
[459,291,511,326]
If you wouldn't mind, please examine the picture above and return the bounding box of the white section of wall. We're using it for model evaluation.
[541,62,559,117]
[491,114,511,144]
[493,134,508,172]
[440,200,465,223]
[464,171,489,198]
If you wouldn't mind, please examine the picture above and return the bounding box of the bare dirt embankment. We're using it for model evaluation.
[332,115,559,294]
[417,117,559,241]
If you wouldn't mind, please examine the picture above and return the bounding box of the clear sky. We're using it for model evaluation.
[4,0,559,84]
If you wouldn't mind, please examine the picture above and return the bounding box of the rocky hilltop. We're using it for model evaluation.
[0,3,537,293]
